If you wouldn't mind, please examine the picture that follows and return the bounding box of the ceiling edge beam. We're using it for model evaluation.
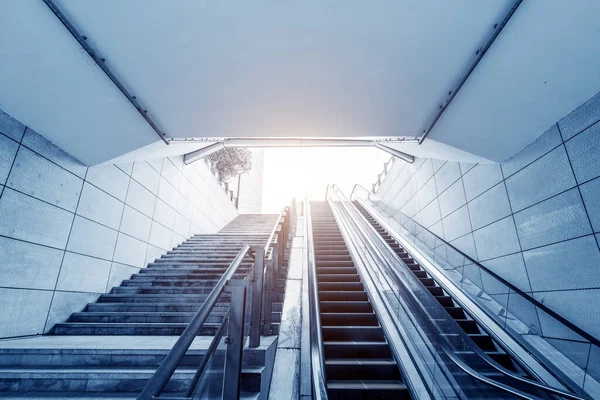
[42,0,169,145]
[375,143,414,164]
[418,0,523,145]
[183,142,225,165]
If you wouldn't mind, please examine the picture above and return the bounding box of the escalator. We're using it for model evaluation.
[353,201,531,380]
[310,201,411,399]
[304,188,590,400]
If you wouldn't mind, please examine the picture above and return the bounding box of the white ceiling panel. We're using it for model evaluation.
[54,0,511,139]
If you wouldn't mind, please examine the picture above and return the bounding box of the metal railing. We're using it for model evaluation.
[138,200,297,399]
[372,156,395,193]
[137,245,253,399]
[260,199,296,338]
[349,184,596,399]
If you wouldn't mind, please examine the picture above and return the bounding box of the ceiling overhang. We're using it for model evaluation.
[0,1,599,165]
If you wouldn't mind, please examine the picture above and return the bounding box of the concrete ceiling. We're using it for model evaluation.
[0,1,599,165]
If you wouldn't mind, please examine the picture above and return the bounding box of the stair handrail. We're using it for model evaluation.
[350,183,600,349]
[137,244,252,400]
[337,185,589,400]
[304,199,329,400]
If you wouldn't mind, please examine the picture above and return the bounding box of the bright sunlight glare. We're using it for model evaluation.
[261,147,391,213]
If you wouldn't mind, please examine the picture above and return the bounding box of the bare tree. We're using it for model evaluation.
[206,147,252,183]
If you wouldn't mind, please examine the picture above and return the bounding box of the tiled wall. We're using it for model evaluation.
[0,108,238,339]
[376,91,600,341]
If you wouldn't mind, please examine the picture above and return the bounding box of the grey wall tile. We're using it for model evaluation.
[449,233,478,262]
[459,162,476,176]
[161,159,182,189]
[147,158,163,174]
[176,195,193,220]
[417,178,437,209]
[468,183,511,230]
[564,122,600,184]
[66,216,117,260]
[115,162,133,176]
[514,189,592,250]
[149,221,173,251]
[0,188,73,248]
[56,252,111,293]
[442,205,471,241]
[580,178,600,232]
[173,212,191,237]
[76,183,124,230]
[0,133,19,185]
[0,288,53,337]
[7,147,83,212]
[502,124,562,178]
[432,159,446,173]
[415,159,434,187]
[132,161,160,193]
[125,179,157,218]
[153,199,175,229]
[438,179,467,217]
[420,198,441,228]
[462,163,503,201]
[44,291,99,333]
[170,232,185,249]
[482,253,532,293]
[434,162,461,194]
[558,91,600,140]
[0,109,26,142]
[0,236,63,290]
[533,289,600,341]
[505,146,576,212]
[119,205,151,241]
[157,177,179,206]
[524,236,600,292]
[113,233,147,268]
[145,244,165,265]
[86,164,130,202]
[21,129,87,178]
[473,216,521,261]
[107,263,139,290]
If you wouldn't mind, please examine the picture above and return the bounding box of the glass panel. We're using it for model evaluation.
[190,314,229,399]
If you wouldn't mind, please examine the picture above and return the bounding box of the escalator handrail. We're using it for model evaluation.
[350,184,600,349]
[305,199,329,399]
[333,185,588,400]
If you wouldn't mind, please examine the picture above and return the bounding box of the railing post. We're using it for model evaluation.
[249,246,264,348]
[223,281,247,400]
[261,257,274,336]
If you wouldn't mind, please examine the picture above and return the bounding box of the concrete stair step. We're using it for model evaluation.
[98,294,216,303]
[68,312,225,324]
[0,365,263,393]
[85,303,226,313]
[51,323,229,336]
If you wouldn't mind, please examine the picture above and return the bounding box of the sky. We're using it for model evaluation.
[260,147,391,213]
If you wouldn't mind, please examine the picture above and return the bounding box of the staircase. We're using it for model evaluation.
[0,214,287,399]
[310,202,411,400]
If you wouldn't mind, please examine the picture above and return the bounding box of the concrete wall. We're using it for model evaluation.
[0,108,238,339]
[376,91,600,341]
